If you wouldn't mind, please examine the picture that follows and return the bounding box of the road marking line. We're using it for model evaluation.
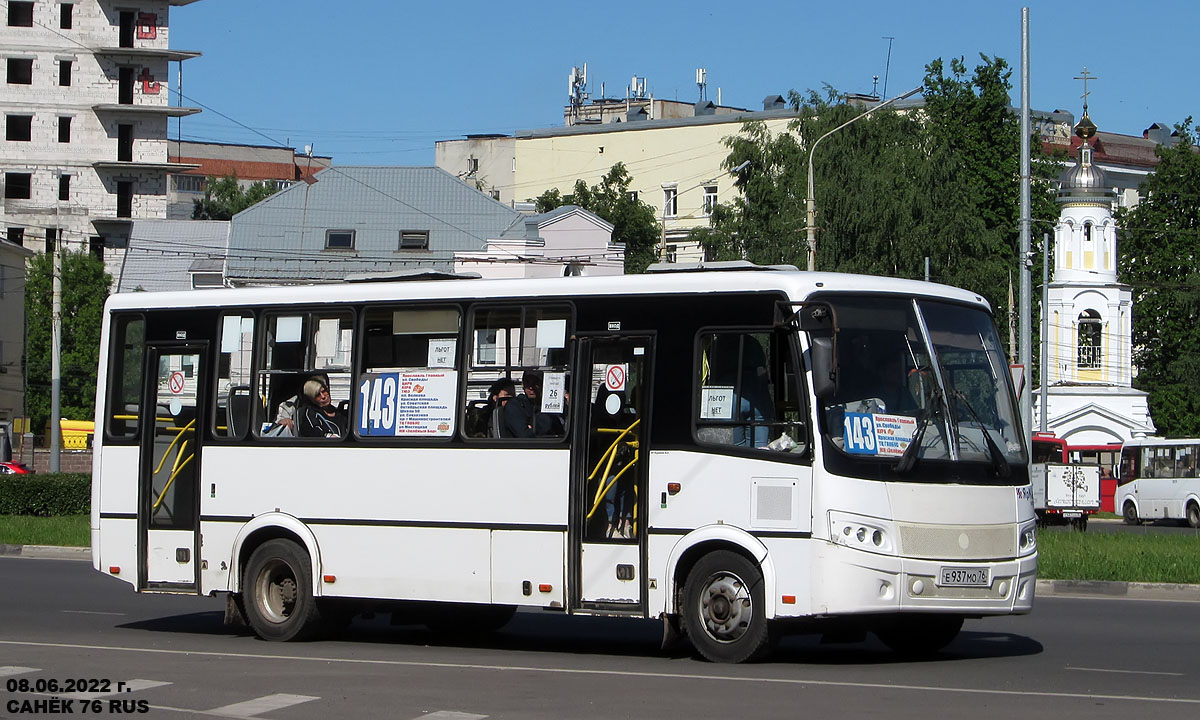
[207,693,318,718]
[0,666,38,677]
[61,679,171,700]
[416,713,488,719]
[3,639,1200,706]
[61,610,127,616]
[1067,666,1185,677]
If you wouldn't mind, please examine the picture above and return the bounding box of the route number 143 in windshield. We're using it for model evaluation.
[844,412,877,454]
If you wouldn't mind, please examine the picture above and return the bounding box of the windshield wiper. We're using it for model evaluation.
[894,386,943,475]
[950,390,1011,478]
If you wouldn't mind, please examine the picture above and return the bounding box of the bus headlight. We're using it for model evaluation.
[1018,521,1037,556]
[828,511,897,556]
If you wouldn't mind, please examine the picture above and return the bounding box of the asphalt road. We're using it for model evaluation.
[1043,517,1200,535]
[3,556,1199,720]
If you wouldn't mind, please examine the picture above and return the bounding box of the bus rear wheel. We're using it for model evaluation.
[1186,501,1200,529]
[243,539,322,642]
[875,615,963,656]
[682,551,773,663]
[1123,501,1140,526]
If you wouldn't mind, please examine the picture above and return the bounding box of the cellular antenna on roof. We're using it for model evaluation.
[568,64,589,124]
[696,67,707,102]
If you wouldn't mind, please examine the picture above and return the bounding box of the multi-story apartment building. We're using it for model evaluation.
[1,0,200,268]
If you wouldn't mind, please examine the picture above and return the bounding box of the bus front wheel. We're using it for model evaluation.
[681,551,773,663]
[243,539,322,642]
[1186,501,1200,529]
[1123,501,1141,526]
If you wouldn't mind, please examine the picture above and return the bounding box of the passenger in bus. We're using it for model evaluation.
[504,370,563,438]
[487,377,516,438]
[297,376,346,438]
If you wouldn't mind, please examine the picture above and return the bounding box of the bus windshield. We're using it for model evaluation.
[820,295,1025,475]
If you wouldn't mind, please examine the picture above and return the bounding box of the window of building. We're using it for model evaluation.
[703,185,718,216]
[256,311,354,440]
[663,186,678,217]
[7,58,33,85]
[58,59,71,86]
[117,180,133,217]
[398,230,429,251]
[359,306,461,438]
[695,329,805,453]
[325,229,354,250]
[7,2,33,27]
[213,312,254,439]
[117,123,133,161]
[118,67,133,104]
[89,236,103,261]
[6,114,32,142]
[1077,310,1102,369]
[465,304,572,440]
[191,272,223,289]
[173,174,204,193]
[6,227,25,246]
[627,190,639,202]
[58,173,70,201]
[466,157,479,174]
[4,172,32,200]
[119,11,135,47]
[58,116,70,143]
[1083,221,1093,243]
[61,3,73,29]
[46,228,58,254]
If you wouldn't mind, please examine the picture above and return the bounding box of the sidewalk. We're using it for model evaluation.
[4,543,1200,602]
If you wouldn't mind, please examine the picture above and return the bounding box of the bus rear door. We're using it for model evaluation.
[138,344,206,591]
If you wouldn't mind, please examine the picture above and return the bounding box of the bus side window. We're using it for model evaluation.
[214,313,254,439]
[695,329,805,454]
[256,312,354,440]
[106,315,145,440]
[356,306,460,439]
[464,304,571,440]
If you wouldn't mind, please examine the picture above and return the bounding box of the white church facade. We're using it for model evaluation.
[1035,110,1155,444]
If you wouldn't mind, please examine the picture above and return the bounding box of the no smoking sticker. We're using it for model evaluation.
[605,364,627,392]
[168,371,186,394]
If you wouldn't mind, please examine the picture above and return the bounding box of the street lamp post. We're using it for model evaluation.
[805,86,922,272]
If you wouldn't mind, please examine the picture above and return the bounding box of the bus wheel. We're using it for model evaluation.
[682,551,773,663]
[243,539,322,641]
[1122,501,1140,526]
[1186,501,1200,529]
[875,615,963,656]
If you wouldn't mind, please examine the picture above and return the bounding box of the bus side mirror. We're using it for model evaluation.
[810,337,837,400]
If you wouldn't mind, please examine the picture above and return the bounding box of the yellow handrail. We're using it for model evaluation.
[152,441,194,512]
[586,419,641,522]
[151,419,196,476]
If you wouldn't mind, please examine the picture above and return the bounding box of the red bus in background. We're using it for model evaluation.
[1031,433,1068,463]
[1067,442,1123,513]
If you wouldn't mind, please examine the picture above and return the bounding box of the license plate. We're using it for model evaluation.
[939,566,990,587]
[1063,511,1083,519]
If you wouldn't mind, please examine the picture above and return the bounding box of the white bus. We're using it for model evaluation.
[91,263,1037,663]
[1116,437,1200,528]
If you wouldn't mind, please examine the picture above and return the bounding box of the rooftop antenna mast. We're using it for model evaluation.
[568,64,590,124]
[882,36,895,97]
[696,67,707,102]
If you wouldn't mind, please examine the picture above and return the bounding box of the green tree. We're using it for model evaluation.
[25,250,111,435]
[1117,119,1200,436]
[695,55,1059,353]
[533,162,661,273]
[192,174,278,220]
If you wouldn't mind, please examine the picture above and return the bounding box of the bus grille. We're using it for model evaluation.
[896,522,1016,560]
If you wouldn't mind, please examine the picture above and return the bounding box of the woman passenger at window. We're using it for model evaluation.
[297,377,346,438]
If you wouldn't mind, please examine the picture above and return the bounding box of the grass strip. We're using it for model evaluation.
[0,514,90,548]
[1037,529,1200,584]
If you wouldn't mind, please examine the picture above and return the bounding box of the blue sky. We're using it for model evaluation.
[170,0,1195,165]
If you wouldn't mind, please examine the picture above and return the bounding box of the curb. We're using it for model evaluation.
[1036,578,1200,602]
[0,544,91,561]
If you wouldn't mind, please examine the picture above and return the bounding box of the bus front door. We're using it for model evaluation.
[571,335,653,611]
[138,346,205,591]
